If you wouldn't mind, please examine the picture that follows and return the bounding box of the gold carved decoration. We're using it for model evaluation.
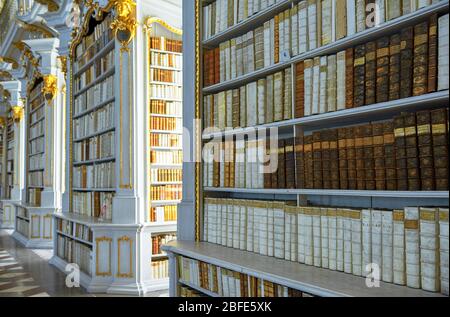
[0,117,6,129]
[58,56,68,76]
[0,56,19,69]
[3,89,10,99]
[13,41,40,68]
[110,0,137,49]
[35,0,60,12]
[96,236,112,277]
[117,236,133,278]
[0,70,12,80]
[15,18,55,38]
[11,106,24,123]
[42,74,58,102]
[144,17,182,35]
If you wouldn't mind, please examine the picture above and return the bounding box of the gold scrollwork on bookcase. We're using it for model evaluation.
[110,0,137,49]
[43,214,52,239]
[144,17,182,35]
[96,236,113,277]
[42,74,58,103]
[195,0,201,242]
[11,105,24,123]
[117,236,133,278]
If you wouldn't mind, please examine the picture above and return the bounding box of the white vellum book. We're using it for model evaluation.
[343,211,352,274]
[362,209,372,273]
[393,210,406,285]
[440,208,449,295]
[405,207,421,289]
[298,208,306,263]
[336,211,344,271]
[290,212,298,262]
[321,208,330,269]
[273,203,285,259]
[313,209,322,267]
[351,211,362,276]
[419,208,440,292]
[371,210,383,276]
[304,209,314,266]
[328,209,337,271]
[382,211,394,283]
[285,208,292,261]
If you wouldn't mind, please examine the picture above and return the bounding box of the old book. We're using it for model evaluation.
[226,90,233,128]
[274,71,284,121]
[416,110,435,190]
[351,210,362,276]
[328,208,338,270]
[327,54,337,112]
[284,68,292,120]
[346,127,357,189]
[338,128,348,189]
[304,207,314,265]
[376,37,390,103]
[284,206,292,261]
[393,210,406,285]
[232,89,240,128]
[257,79,266,125]
[394,114,407,190]
[413,21,429,96]
[312,132,323,188]
[405,207,421,289]
[319,56,328,114]
[308,0,318,50]
[304,135,314,189]
[346,0,356,36]
[278,139,286,188]
[428,14,438,93]
[266,74,274,123]
[439,208,449,295]
[431,108,449,190]
[382,210,394,283]
[383,121,397,190]
[345,48,354,109]
[285,138,296,189]
[273,202,285,259]
[291,5,299,57]
[386,0,401,21]
[312,207,322,267]
[389,33,401,101]
[355,125,366,190]
[298,207,306,263]
[404,113,420,190]
[419,207,440,292]
[295,129,305,189]
[321,130,331,189]
[353,44,366,108]
[372,123,386,190]
[401,0,411,15]
[312,57,321,115]
[336,51,346,110]
[321,208,330,269]
[254,26,265,71]
[400,27,414,99]
[363,124,375,190]
[365,41,377,105]
[274,14,280,64]
[295,62,305,118]
[336,209,345,271]
[329,129,340,189]
[317,0,322,49]
[438,14,449,91]
[321,0,333,46]
[336,0,347,40]
[343,210,353,274]
[304,59,314,117]
[362,209,372,274]
[371,209,383,278]
[356,0,366,33]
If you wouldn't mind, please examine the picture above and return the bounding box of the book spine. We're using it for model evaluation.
[362,209,372,273]
[419,207,440,292]
[382,211,394,283]
[346,127,357,189]
[321,208,330,269]
[295,62,305,118]
[400,27,414,99]
[338,128,348,189]
[404,113,420,191]
[438,14,449,91]
[439,208,449,295]
[327,55,337,113]
[353,45,366,108]
[394,114,407,190]
[354,125,366,190]
[345,48,354,109]
[351,211,362,276]
[431,108,449,190]
[412,21,429,96]
[405,207,421,289]
[417,110,435,190]
[393,210,406,285]
[388,33,401,101]
[365,41,377,105]
[427,14,438,93]
[376,37,390,103]
[313,132,323,189]
[372,123,386,190]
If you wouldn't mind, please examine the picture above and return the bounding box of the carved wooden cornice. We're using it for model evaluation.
[35,0,60,12]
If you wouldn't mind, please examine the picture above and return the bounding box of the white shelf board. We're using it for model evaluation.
[150,65,182,71]
[203,187,450,199]
[163,241,444,297]
[73,126,115,143]
[73,157,115,166]
[150,49,182,56]
[202,90,449,139]
[74,39,115,77]
[149,81,182,87]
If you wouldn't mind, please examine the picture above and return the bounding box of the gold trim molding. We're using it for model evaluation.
[11,106,24,123]
[117,236,133,278]
[0,56,19,69]
[0,117,6,129]
[144,17,182,35]
[42,74,58,102]
[96,236,113,277]
[15,18,55,38]
[111,0,137,49]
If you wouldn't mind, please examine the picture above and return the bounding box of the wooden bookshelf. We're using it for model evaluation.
[5,114,14,200]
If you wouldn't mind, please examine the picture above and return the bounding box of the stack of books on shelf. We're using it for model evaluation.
[203,198,449,294]
[73,162,115,189]
[152,233,176,255]
[56,234,92,276]
[150,184,182,201]
[150,169,182,183]
[150,205,178,222]
[72,191,113,220]
[178,255,310,297]
[152,259,169,280]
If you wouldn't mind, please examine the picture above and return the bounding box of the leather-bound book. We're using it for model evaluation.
[372,123,386,190]
[394,114,407,190]
[376,37,390,103]
[365,41,377,105]
[431,108,449,190]
[274,14,280,64]
[412,21,429,96]
[254,26,265,71]
[232,89,240,128]
[304,135,314,189]
[312,131,323,189]
[295,128,305,189]
[404,113,420,190]
[271,139,279,189]
[295,62,305,118]
[345,48,354,108]
[400,27,414,99]
[383,120,397,190]
[416,110,435,190]
[285,138,296,189]
[338,128,348,189]
[321,130,331,189]
[363,124,375,190]
[355,125,366,190]
[264,138,272,189]
[427,14,438,93]
[214,47,220,85]
[353,44,366,108]
[346,127,357,190]
[329,129,340,189]
[389,33,401,101]
[278,139,286,189]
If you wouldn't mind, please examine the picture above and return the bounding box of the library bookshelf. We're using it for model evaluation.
[164,0,450,297]
[49,0,183,295]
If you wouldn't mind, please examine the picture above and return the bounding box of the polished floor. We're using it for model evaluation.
[0,229,168,297]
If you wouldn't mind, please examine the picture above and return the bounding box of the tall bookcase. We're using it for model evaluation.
[164,0,450,297]
[50,0,183,295]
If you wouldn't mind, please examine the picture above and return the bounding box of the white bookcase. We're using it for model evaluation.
[164,0,450,297]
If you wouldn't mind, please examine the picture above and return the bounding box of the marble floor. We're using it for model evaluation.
[0,229,168,297]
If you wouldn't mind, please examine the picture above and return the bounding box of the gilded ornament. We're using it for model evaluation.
[110,0,137,48]
[58,56,68,75]
[0,56,19,69]
[11,106,24,123]
[42,74,58,102]
[34,0,60,12]
[0,117,6,129]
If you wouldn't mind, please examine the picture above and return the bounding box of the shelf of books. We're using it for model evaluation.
[0,113,15,229]
[167,0,450,297]
[147,18,184,286]
[6,114,14,200]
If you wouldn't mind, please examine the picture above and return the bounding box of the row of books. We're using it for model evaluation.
[150,51,182,69]
[73,102,114,140]
[28,171,43,187]
[29,120,44,140]
[204,13,448,129]
[150,184,182,201]
[203,198,449,294]
[152,259,169,280]
[179,285,208,297]
[150,69,182,84]
[16,218,29,238]
[150,133,182,148]
[203,69,292,129]
[150,37,183,53]
[297,14,448,117]
[29,137,44,155]
[203,107,449,191]
[74,76,114,114]
[152,233,176,254]
[150,168,182,183]
[75,223,93,243]
[56,218,93,243]
[150,84,182,100]
[150,150,183,165]
[73,132,115,163]
[29,106,44,124]
[73,162,115,189]
[28,188,42,207]
[56,235,92,276]
[76,48,114,91]
[29,82,43,101]
[57,218,73,236]
[150,205,178,223]
[178,255,310,297]
[150,100,182,116]
[151,117,182,132]
[29,153,44,171]
[74,14,114,71]
[72,192,114,220]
